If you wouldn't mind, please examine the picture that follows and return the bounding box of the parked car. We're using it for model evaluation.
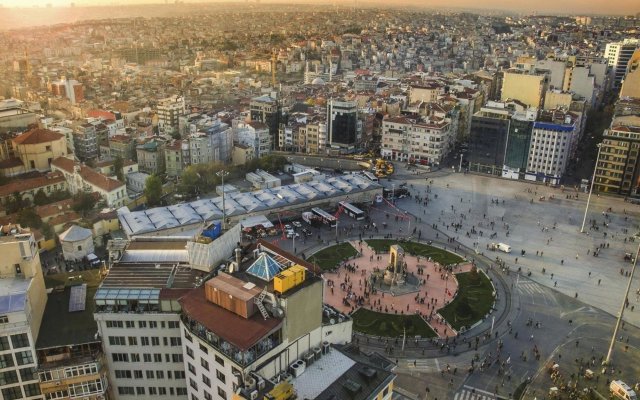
[302,228,312,236]
[292,221,302,228]
[286,231,300,239]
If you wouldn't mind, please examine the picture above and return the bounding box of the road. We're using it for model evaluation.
[268,164,640,399]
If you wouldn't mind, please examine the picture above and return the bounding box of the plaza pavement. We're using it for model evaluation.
[321,240,474,338]
[392,171,640,328]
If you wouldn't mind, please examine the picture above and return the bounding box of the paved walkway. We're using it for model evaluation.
[321,240,474,338]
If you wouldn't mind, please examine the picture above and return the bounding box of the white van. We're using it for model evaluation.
[497,243,512,253]
[611,380,638,400]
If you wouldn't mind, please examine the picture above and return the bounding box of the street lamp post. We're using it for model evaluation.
[216,170,229,230]
[605,237,640,365]
[459,153,463,173]
[581,143,602,233]
[391,183,395,205]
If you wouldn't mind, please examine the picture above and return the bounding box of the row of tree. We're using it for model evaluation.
[144,155,288,206]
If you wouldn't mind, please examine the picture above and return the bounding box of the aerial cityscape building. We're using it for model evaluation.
[0,3,638,399]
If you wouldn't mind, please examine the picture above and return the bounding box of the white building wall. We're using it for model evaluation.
[94,312,187,400]
[0,312,42,400]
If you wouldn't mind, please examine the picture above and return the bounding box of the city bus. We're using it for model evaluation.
[338,201,365,221]
[311,207,337,227]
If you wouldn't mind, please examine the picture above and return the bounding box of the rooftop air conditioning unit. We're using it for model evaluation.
[245,376,256,390]
[313,347,322,361]
[322,341,331,355]
[250,390,259,400]
[304,352,315,366]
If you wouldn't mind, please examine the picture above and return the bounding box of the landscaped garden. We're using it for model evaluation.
[365,239,464,265]
[306,242,359,270]
[351,308,437,338]
[438,267,495,331]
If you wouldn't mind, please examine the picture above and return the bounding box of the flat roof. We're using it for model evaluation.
[100,262,202,290]
[118,175,380,236]
[179,287,282,351]
[0,278,29,314]
[292,349,356,400]
[37,285,98,349]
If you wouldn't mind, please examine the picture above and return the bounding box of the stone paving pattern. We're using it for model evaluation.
[321,240,474,338]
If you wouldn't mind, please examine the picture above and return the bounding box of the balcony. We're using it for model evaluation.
[181,315,281,367]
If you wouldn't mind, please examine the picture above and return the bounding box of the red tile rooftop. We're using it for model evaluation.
[13,128,64,145]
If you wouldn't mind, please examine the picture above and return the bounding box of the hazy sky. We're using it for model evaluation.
[0,0,637,16]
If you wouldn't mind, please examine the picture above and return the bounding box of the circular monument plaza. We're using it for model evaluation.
[312,239,495,339]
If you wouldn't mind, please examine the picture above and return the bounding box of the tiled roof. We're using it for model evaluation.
[52,157,125,193]
[0,172,65,198]
[12,128,64,145]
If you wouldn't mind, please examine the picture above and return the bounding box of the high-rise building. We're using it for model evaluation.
[468,102,515,174]
[73,124,99,161]
[381,115,453,166]
[595,124,640,197]
[93,239,196,400]
[327,99,358,151]
[501,109,537,179]
[157,96,186,135]
[620,49,640,99]
[234,121,271,158]
[250,95,280,150]
[179,240,352,400]
[605,39,639,89]
[525,109,579,184]
[0,224,47,400]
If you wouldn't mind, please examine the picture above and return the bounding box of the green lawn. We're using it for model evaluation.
[351,308,436,338]
[365,239,464,265]
[306,242,359,270]
[438,270,495,331]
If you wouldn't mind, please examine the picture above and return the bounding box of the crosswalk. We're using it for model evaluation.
[516,281,546,295]
[454,385,504,400]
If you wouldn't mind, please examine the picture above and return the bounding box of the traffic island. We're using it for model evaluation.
[437,267,495,331]
[351,308,437,338]
[364,239,465,265]
[306,242,359,270]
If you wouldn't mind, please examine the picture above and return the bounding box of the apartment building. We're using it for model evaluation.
[94,239,196,400]
[51,157,127,208]
[136,139,165,175]
[157,96,186,135]
[0,224,47,400]
[73,124,99,162]
[327,99,358,151]
[234,121,271,159]
[249,95,280,149]
[35,274,109,400]
[179,240,352,400]
[164,139,188,178]
[594,124,640,197]
[605,39,639,89]
[501,70,548,108]
[381,115,453,166]
[525,109,579,184]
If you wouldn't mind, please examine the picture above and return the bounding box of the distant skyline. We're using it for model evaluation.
[0,0,638,16]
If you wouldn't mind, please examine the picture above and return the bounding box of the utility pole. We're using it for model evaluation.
[581,143,602,233]
[605,237,640,364]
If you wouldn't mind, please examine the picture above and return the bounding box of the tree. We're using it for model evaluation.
[41,222,54,240]
[178,167,200,197]
[33,189,49,206]
[17,209,42,230]
[144,175,163,206]
[6,191,27,214]
[113,156,124,182]
[72,192,95,216]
